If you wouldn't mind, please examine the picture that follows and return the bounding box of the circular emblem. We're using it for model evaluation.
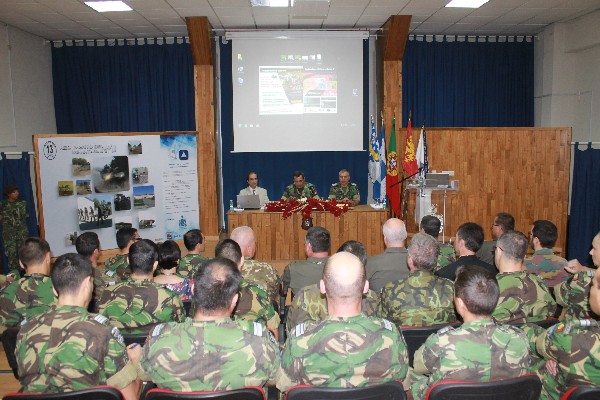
[42,141,57,160]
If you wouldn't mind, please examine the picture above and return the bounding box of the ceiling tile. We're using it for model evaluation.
[218,15,256,26]
[330,0,368,6]
[167,0,210,7]
[213,6,253,17]
[328,6,366,16]
[127,0,172,10]
[208,0,248,7]
[355,15,388,27]
[289,18,323,28]
[362,6,407,16]
[174,8,217,18]
[38,0,91,13]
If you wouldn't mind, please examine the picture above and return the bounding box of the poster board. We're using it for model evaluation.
[33,132,199,256]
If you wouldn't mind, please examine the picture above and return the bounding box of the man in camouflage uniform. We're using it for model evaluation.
[0,184,29,277]
[378,233,457,327]
[492,231,556,324]
[0,238,56,333]
[97,239,185,333]
[524,220,569,287]
[178,229,208,278]
[276,252,408,393]
[411,265,532,400]
[281,170,319,200]
[419,215,455,270]
[282,226,330,296]
[366,218,410,292]
[103,227,139,280]
[136,258,278,391]
[75,232,119,306]
[328,169,360,206]
[16,253,140,398]
[230,226,280,300]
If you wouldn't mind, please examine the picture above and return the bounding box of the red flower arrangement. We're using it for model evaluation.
[265,198,351,219]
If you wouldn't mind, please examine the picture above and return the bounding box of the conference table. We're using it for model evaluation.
[227,205,388,261]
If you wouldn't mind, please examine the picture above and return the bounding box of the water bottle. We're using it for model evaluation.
[229,200,234,211]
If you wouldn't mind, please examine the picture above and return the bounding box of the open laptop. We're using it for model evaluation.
[236,194,261,209]
[425,173,450,188]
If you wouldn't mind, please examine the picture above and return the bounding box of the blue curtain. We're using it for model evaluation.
[0,153,39,273]
[402,37,534,127]
[52,40,195,133]
[567,144,600,264]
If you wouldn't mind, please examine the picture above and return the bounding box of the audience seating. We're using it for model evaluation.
[424,374,541,400]
[285,381,406,400]
[3,386,124,400]
[560,386,600,400]
[145,387,265,400]
[400,324,459,368]
[1,326,19,379]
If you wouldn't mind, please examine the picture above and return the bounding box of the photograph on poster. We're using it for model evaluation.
[76,180,92,195]
[133,185,155,208]
[128,141,142,154]
[58,181,74,196]
[115,216,133,230]
[77,195,113,230]
[64,231,78,246]
[72,158,91,176]
[132,167,149,184]
[93,156,130,193]
[138,210,156,230]
[114,193,132,211]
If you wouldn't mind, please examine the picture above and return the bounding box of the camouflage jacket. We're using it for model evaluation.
[16,305,137,392]
[240,257,281,300]
[276,314,408,393]
[555,271,596,320]
[436,243,456,270]
[97,278,185,333]
[103,254,131,280]
[493,271,557,324]
[286,283,380,333]
[0,273,56,333]
[281,183,319,200]
[282,257,328,296]
[178,254,209,278]
[536,320,600,400]
[93,266,119,305]
[138,318,278,391]
[328,183,360,204]
[523,249,570,287]
[0,199,28,230]
[378,271,457,327]
[411,319,532,400]
[235,280,280,330]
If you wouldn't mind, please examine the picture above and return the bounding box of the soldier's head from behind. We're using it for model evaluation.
[382,218,407,248]
[305,226,331,256]
[338,169,350,186]
[128,239,159,277]
[408,233,440,273]
[19,237,51,273]
[215,239,244,270]
[75,232,100,265]
[292,170,305,189]
[590,231,600,268]
[495,231,528,272]
[183,229,205,253]
[454,265,499,321]
[337,240,367,266]
[492,212,515,239]
[230,226,256,258]
[420,215,442,240]
[193,258,243,318]
[158,240,181,271]
[530,220,558,250]
[116,227,139,251]
[455,222,485,255]
[321,252,368,316]
[52,253,94,305]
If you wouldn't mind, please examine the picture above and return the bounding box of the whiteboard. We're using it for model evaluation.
[34,132,199,256]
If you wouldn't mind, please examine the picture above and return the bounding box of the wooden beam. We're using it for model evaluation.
[186,17,212,66]
[381,15,412,62]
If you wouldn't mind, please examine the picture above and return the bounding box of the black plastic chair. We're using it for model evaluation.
[3,385,124,400]
[400,324,457,368]
[1,326,20,379]
[424,374,542,400]
[285,381,406,400]
[145,386,265,400]
[560,386,600,400]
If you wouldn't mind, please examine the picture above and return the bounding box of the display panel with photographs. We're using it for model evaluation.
[93,156,130,193]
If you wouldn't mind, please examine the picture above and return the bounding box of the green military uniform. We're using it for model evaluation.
[282,256,328,296]
[554,271,596,320]
[0,199,28,276]
[378,271,457,327]
[235,279,280,331]
[178,254,209,278]
[93,266,118,307]
[240,257,281,300]
[286,283,380,333]
[16,305,137,393]
[436,243,456,271]
[536,320,600,400]
[328,183,360,204]
[138,318,278,391]
[524,249,570,287]
[365,248,410,293]
[411,319,532,400]
[97,278,185,333]
[103,254,131,280]
[276,314,408,393]
[493,271,557,324]
[281,183,319,200]
[0,273,56,334]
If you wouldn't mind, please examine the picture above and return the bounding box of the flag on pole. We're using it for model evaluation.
[386,118,400,216]
[416,124,429,179]
[368,117,382,201]
[378,118,387,203]
[402,115,419,177]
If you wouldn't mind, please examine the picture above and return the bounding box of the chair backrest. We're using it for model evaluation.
[285,381,406,400]
[560,386,600,400]
[425,374,542,400]
[1,326,20,379]
[534,318,559,329]
[144,387,265,400]
[3,385,124,400]
[400,324,456,368]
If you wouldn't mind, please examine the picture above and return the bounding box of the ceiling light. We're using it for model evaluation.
[85,1,132,12]
[445,0,489,8]
[250,0,289,7]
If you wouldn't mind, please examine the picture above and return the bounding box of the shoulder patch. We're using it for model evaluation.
[111,326,125,345]
[253,321,264,337]
[151,323,165,337]
[437,325,455,335]
[295,323,306,337]
[548,323,564,337]
[94,314,109,324]
[105,270,116,277]
[382,318,394,331]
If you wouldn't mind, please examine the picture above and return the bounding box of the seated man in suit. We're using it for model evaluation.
[238,171,269,206]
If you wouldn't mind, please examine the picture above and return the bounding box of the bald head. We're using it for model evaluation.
[321,252,367,304]
[230,226,256,258]
[382,218,407,247]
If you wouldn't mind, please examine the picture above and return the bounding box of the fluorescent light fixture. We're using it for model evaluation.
[85,1,132,12]
[250,0,289,7]
[445,0,489,8]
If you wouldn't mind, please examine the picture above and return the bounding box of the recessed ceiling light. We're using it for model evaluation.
[250,0,289,7]
[445,0,489,8]
[85,1,132,12]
